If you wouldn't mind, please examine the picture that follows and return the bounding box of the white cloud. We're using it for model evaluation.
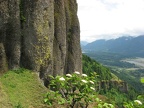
[77,0,144,42]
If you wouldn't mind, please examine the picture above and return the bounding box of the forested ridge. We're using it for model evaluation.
[82,54,112,80]
[82,54,142,107]
[82,36,144,57]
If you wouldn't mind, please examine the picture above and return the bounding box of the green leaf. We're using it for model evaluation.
[44,98,48,103]
[140,77,144,83]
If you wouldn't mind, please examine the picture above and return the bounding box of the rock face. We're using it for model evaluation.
[0,0,82,83]
[97,80,128,93]
[0,43,8,75]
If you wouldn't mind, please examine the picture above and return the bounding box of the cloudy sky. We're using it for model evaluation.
[77,0,144,42]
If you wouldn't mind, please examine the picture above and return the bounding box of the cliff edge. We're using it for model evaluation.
[0,0,82,84]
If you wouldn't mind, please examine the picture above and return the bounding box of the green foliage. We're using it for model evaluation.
[15,102,23,108]
[83,52,144,93]
[44,72,114,108]
[141,77,144,83]
[137,95,144,105]
[82,54,142,107]
[105,88,128,107]
[82,54,112,80]
[124,98,143,108]
[111,68,144,93]
[97,102,114,108]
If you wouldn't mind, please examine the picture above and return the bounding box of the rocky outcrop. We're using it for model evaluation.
[0,0,82,83]
[96,80,128,93]
[53,0,81,76]
[21,0,55,80]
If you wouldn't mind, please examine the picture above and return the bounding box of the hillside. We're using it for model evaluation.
[0,69,48,108]
[82,54,139,107]
[82,36,144,93]
[0,57,140,108]
[82,35,144,57]
[82,54,112,80]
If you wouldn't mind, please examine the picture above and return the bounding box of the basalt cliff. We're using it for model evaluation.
[0,0,82,84]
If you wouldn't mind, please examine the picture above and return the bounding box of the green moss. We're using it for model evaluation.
[38,46,50,66]
[20,0,26,23]
[34,23,51,67]
[34,38,50,67]
[0,68,48,108]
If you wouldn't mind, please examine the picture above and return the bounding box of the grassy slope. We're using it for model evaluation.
[0,82,12,108]
[0,68,48,108]
[0,69,109,108]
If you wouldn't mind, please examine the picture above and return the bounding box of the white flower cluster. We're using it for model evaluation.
[65,72,96,92]
[74,71,80,75]
[134,100,142,105]
[59,77,65,81]
[82,74,87,77]
[89,81,94,84]
[81,79,87,83]
[90,87,95,91]
[66,74,72,77]
[108,104,114,107]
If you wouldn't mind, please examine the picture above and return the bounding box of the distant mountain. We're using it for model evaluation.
[82,35,144,57]
[80,41,89,47]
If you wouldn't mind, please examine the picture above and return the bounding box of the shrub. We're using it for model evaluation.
[44,72,114,108]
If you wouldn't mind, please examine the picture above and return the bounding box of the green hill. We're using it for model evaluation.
[82,54,112,80]
[82,54,139,107]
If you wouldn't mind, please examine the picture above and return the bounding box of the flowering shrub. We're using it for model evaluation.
[124,99,143,108]
[44,72,114,108]
[44,71,144,108]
